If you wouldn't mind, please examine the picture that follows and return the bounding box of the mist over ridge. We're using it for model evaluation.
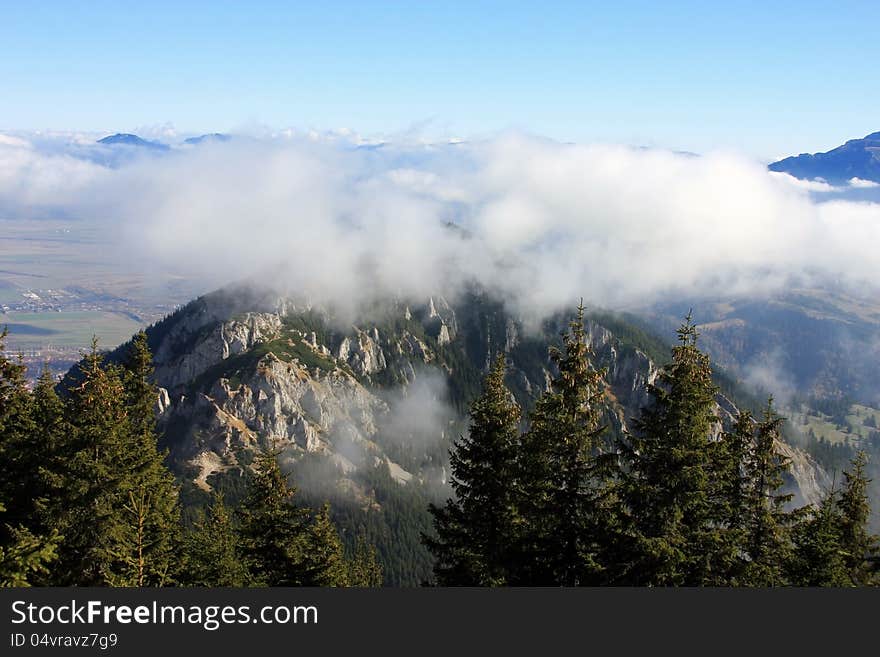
[1,129,878,325]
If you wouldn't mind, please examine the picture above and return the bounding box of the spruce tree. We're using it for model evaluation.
[424,355,522,585]
[29,367,70,538]
[740,401,793,586]
[712,410,754,584]
[180,495,250,586]
[302,503,350,586]
[0,328,37,537]
[52,341,131,584]
[123,331,158,445]
[54,338,179,585]
[0,503,60,587]
[517,303,611,586]
[0,333,62,585]
[616,314,721,586]
[836,451,877,585]
[788,491,849,586]
[0,327,30,434]
[238,450,349,586]
[113,332,180,585]
[347,532,384,587]
[238,450,310,585]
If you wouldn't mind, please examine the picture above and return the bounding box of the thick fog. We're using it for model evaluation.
[1,130,879,320]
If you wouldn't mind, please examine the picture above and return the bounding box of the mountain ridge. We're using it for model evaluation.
[97,132,170,150]
[91,282,834,584]
[769,131,880,184]
[183,133,231,145]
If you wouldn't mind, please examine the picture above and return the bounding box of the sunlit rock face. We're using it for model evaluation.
[137,284,827,507]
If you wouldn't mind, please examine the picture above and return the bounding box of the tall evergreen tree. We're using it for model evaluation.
[8,367,71,586]
[788,490,849,586]
[180,495,251,586]
[113,332,180,585]
[347,532,384,587]
[836,451,877,585]
[51,341,130,584]
[739,401,793,586]
[53,338,179,585]
[0,327,30,433]
[238,450,311,586]
[0,503,60,587]
[616,314,721,586]
[238,450,348,586]
[0,332,62,586]
[517,303,612,586]
[424,355,522,585]
[711,410,754,584]
[29,367,70,538]
[0,328,37,538]
[123,331,158,445]
[303,503,350,586]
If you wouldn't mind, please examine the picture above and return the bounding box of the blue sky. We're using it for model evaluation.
[2,0,878,159]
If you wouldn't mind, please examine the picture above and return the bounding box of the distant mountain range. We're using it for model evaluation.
[769,131,880,184]
[93,130,880,186]
[183,133,231,145]
[97,133,170,151]
[96,132,230,149]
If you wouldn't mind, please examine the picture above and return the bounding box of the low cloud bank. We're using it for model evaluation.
[1,130,879,319]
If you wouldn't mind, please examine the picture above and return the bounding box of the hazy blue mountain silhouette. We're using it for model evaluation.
[769,131,880,184]
[97,133,170,151]
[183,133,231,145]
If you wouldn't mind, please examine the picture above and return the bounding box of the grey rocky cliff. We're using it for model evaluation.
[158,344,396,489]
[145,289,828,507]
[336,328,387,376]
[154,312,283,390]
[778,440,828,507]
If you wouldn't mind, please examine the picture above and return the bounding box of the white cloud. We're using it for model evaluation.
[849,177,880,189]
[742,348,797,404]
[1,131,879,321]
[0,133,32,149]
[768,171,837,192]
[0,139,110,211]
[132,122,179,142]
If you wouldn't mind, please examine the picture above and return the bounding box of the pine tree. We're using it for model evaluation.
[0,364,70,580]
[347,532,384,587]
[29,367,70,538]
[0,328,37,538]
[424,355,522,585]
[0,327,30,434]
[53,341,133,584]
[836,451,877,585]
[616,314,721,586]
[238,450,309,586]
[788,491,849,586]
[712,410,754,584]
[113,332,180,585]
[517,303,612,586]
[238,450,348,586]
[123,331,158,445]
[180,495,250,586]
[740,401,793,586]
[0,503,60,587]
[302,504,350,586]
[0,332,62,586]
[53,338,179,585]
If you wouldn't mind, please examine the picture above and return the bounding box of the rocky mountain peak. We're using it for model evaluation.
[136,285,828,513]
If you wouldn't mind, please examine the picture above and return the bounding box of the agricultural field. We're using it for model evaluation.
[1,311,142,349]
[0,216,207,378]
